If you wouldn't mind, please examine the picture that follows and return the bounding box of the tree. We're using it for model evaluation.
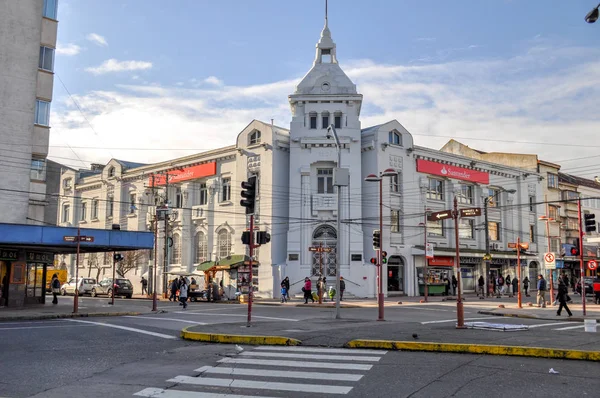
[116,251,145,278]
[86,253,101,280]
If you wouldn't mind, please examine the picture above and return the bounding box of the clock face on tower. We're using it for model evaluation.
[321,82,331,92]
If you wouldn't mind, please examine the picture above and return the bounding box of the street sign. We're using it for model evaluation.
[309,246,333,253]
[544,252,556,269]
[428,210,452,221]
[63,236,95,242]
[588,260,598,271]
[425,243,434,259]
[459,208,481,217]
[508,242,529,250]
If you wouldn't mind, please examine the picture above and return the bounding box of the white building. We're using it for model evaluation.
[59,11,547,298]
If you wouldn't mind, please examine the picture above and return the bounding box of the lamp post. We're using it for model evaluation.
[585,3,600,23]
[365,168,397,321]
[483,188,516,298]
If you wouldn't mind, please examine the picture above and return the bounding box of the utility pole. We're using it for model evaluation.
[453,196,465,328]
[484,197,491,297]
[73,226,81,314]
[163,171,170,298]
[423,206,429,302]
[578,198,586,316]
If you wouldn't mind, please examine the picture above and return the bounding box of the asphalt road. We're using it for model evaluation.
[2,298,600,397]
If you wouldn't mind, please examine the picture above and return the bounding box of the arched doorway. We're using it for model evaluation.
[528,261,538,283]
[387,256,404,294]
[312,225,337,276]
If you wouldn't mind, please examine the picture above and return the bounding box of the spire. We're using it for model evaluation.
[314,0,337,64]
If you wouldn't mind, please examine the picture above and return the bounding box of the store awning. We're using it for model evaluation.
[197,261,216,272]
[196,255,253,272]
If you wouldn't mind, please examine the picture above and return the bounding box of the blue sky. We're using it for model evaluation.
[51,1,600,179]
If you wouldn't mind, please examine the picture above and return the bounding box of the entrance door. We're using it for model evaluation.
[387,256,404,294]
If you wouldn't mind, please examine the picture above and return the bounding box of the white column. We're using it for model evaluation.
[300,172,311,265]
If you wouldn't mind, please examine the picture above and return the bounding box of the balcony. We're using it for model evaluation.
[312,194,336,213]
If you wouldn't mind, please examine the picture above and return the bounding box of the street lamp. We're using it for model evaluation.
[365,168,397,321]
[483,188,516,298]
[585,3,600,23]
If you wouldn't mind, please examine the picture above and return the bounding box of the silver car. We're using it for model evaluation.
[91,278,133,299]
[61,278,97,296]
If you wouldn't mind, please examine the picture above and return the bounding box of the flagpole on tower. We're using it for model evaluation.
[325,0,328,22]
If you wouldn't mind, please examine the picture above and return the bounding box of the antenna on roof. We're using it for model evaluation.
[325,0,328,22]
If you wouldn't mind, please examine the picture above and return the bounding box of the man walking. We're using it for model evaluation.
[340,277,346,301]
[477,275,485,298]
[556,279,573,317]
[179,276,188,309]
[141,277,148,295]
[537,274,547,308]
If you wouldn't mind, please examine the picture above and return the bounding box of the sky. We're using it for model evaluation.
[50,0,600,180]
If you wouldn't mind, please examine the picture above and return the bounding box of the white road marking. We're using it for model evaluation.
[254,346,387,355]
[167,375,353,395]
[421,317,498,324]
[528,321,575,329]
[240,351,381,362]
[396,306,450,312]
[194,365,363,382]
[553,324,585,330]
[175,306,245,312]
[123,316,207,325]
[0,324,96,331]
[219,357,373,371]
[64,319,176,339]
[174,312,299,322]
[0,320,65,326]
[134,387,276,398]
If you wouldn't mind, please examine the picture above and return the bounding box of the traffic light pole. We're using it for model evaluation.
[378,178,384,321]
[110,254,116,306]
[73,226,81,314]
[423,206,428,303]
[453,196,465,328]
[578,198,586,316]
[517,237,522,309]
[247,214,254,326]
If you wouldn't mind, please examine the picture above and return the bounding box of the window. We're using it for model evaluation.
[529,196,535,212]
[334,113,342,129]
[43,0,58,19]
[390,210,400,233]
[92,199,99,219]
[199,183,208,205]
[39,47,55,72]
[322,112,330,129]
[459,218,474,239]
[547,173,559,189]
[529,225,536,243]
[551,238,560,253]
[35,100,50,126]
[488,222,500,241]
[249,130,261,145]
[195,232,207,263]
[458,184,473,204]
[129,193,136,214]
[317,168,334,194]
[309,112,317,129]
[81,202,87,221]
[63,178,72,189]
[221,178,231,202]
[217,230,232,259]
[562,191,579,201]
[388,130,401,146]
[108,167,115,178]
[172,234,181,264]
[30,159,46,181]
[427,178,444,201]
[107,195,114,218]
[62,204,70,223]
[549,205,558,220]
[487,189,499,208]
[390,174,399,193]
[175,188,182,208]
[427,219,444,237]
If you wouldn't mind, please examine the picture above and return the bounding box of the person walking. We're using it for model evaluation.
[51,273,61,304]
[477,275,485,298]
[523,276,530,297]
[506,275,512,296]
[169,278,179,302]
[179,277,188,309]
[496,274,505,297]
[556,279,573,317]
[141,277,148,295]
[303,277,314,304]
[537,274,547,308]
[511,276,518,298]
[443,275,450,296]
[451,275,458,296]
[340,277,346,301]
[283,277,290,300]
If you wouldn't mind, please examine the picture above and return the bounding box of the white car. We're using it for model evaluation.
[61,277,97,296]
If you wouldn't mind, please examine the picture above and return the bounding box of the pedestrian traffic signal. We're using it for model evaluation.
[372,229,381,250]
[257,231,271,245]
[585,213,596,233]
[381,251,388,264]
[241,231,251,245]
[370,257,377,265]
[113,253,124,262]
[240,176,257,215]
[570,246,580,256]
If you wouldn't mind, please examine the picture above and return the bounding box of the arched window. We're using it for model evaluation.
[217,230,231,260]
[388,130,402,146]
[312,225,337,276]
[108,167,115,178]
[195,232,207,264]
[172,234,181,264]
[249,130,261,145]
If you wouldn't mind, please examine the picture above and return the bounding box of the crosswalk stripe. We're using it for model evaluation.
[239,351,381,362]
[167,375,353,395]
[553,325,585,330]
[194,366,364,381]
[134,387,276,398]
[254,346,387,355]
[218,357,373,370]
[421,317,498,324]
[528,322,576,328]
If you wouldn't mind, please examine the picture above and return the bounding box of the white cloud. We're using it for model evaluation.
[85,59,153,75]
[56,42,82,56]
[204,76,223,86]
[86,33,108,47]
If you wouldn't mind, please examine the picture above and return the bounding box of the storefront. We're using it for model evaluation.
[387,256,404,294]
[417,256,454,296]
[459,257,480,292]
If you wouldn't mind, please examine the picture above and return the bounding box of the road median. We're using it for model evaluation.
[345,339,600,361]
[181,325,301,346]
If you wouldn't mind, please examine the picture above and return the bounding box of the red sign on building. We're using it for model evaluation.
[149,162,217,186]
[428,257,454,267]
[417,159,489,184]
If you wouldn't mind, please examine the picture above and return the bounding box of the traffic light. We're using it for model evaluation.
[370,257,377,265]
[240,176,257,215]
[381,251,388,264]
[241,231,251,245]
[113,253,124,262]
[570,246,580,256]
[585,213,596,233]
[257,231,271,245]
[372,229,381,250]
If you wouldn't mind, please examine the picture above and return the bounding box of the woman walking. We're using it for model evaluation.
[51,274,61,304]
[556,279,573,317]
[523,276,530,297]
[303,277,314,304]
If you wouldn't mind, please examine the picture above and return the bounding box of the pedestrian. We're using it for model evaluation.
[141,277,148,295]
[492,273,497,295]
[477,275,485,297]
[512,276,518,298]
[561,272,569,287]
[443,274,450,296]
[497,274,505,297]
[191,277,197,286]
[169,278,179,301]
[556,279,573,317]
[340,277,346,301]
[451,275,458,296]
[506,275,512,295]
[179,277,188,309]
[523,276,530,296]
[280,283,287,303]
[283,277,290,300]
[51,273,61,304]
[537,274,547,308]
[317,277,324,302]
[302,277,314,304]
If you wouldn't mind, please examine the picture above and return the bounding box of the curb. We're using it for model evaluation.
[180,326,301,346]
[345,340,600,361]
[253,301,362,309]
[477,310,600,322]
[0,311,143,322]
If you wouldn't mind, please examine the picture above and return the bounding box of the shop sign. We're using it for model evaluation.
[0,249,18,261]
[428,257,453,266]
[459,257,480,265]
[425,243,434,259]
[416,159,490,184]
[149,162,217,187]
[491,258,508,265]
[583,246,598,258]
[26,252,53,264]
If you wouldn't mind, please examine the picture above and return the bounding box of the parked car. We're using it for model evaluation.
[91,278,133,299]
[61,278,97,296]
